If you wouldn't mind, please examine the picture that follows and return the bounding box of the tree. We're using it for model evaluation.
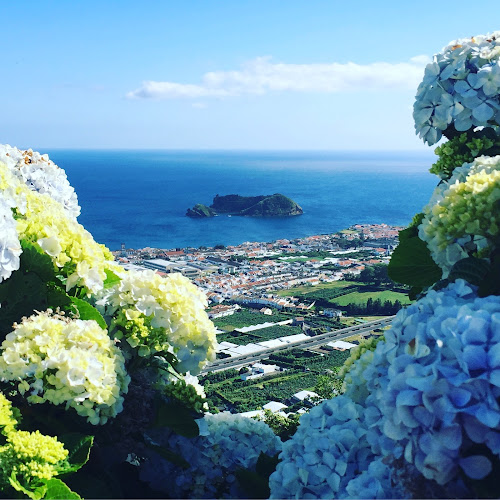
[314,374,341,399]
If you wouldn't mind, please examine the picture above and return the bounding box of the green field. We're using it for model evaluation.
[330,290,411,306]
[212,309,289,331]
[277,281,357,297]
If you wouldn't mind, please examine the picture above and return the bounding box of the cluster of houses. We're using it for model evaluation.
[113,224,401,313]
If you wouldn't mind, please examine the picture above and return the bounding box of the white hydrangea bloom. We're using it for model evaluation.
[0,198,21,284]
[95,268,217,374]
[0,144,80,219]
[0,312,130,425]
[419,155,500,275]
[414,32,500,145]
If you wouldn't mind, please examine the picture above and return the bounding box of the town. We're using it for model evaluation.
[112,223,408,419]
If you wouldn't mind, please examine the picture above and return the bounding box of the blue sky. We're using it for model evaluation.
[2,1,500,150]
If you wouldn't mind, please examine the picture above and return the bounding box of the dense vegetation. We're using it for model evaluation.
[203,348,350,412]
[212,310,290,330]
[216,325,304,346]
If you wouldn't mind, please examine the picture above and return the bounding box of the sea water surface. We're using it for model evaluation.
[46,150,438,250]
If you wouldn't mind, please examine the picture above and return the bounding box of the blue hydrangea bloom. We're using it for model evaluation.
[270,280,500,498]
[139,412,281,498]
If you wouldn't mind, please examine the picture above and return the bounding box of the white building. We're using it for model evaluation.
[240,362,280,381]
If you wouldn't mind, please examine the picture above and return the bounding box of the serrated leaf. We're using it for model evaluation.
[104,269,121,289]
[388,235,442,288]
[46,285,72,310]
[9,472,46,500]
[20,240,57,282]
[235,468,270,499]
[0,272,48,337]
[69,298,107,329]
[448,257,492,286]
[42,478,82,500]
[144,441,190,469]
[152,400,199,438]
[57,433,94,475]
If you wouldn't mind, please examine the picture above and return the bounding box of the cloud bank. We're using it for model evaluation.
[127,55,431,100]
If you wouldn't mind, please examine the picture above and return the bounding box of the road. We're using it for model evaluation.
[201,316,395,373]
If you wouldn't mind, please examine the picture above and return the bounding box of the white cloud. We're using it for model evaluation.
[126,55,430,100]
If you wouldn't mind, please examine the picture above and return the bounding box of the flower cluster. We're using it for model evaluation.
[271,280,500,498]
[0,391,17,434]
[269,395,404,499]
[0,196,22,284]
[337,335,384,387]
[1,430,69,486]
[18,188,114,293]
[0,392,68,492]
[140,412,282,498]
[430,131,500,179]
[0,312,130,425]
[95,269,216,374]
[365,280,500,486]
[414,32,500,145]
[419,155,500,275]
[0,144,80,219]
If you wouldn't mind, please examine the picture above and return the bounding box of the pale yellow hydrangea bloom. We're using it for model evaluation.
[96,269,217,375]
[17,188,114,293]
[0,392,17,435]
[419,155,500,275]
[0,429,68,484]
[0,313,130,425]
[0,391,69,493]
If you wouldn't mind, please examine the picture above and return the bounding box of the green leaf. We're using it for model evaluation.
[152,400,199,438]
[9,472,46,500]
[42,479,81,500]
[448,257,492,286]
[235,469,270,499]
[57,433,94,475]
[388,234,442,288]
[104,269,121,289]
[0,271,48,337]
[235,453,279,498]
[144,441,190,469]
[46,285,72,310]
[20,240,57,282]
[69,298,107,329]
[408,286,423,301]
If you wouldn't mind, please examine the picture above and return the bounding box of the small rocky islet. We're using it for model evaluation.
[186,193,303,218]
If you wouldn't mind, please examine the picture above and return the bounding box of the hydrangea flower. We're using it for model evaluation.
[140,412,282,498]
[414,32,500,145]
[0,197,21,284]
[271,281,500,497]
[0,391,69,494]
[419,155,500,275]
[0,144,80,219]
[356,280,500,487]
[269,395,405,499]
[0,429,68,486]
[0,391,17,435]
[0,312,130,425]
[17,187,114,293]
[95,269,216,374]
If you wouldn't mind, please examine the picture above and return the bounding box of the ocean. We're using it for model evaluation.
[46,150,438,251]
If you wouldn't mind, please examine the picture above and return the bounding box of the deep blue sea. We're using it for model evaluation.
[46,150,438,251]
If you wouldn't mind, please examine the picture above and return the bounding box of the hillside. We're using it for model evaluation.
[186,193,303,217]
